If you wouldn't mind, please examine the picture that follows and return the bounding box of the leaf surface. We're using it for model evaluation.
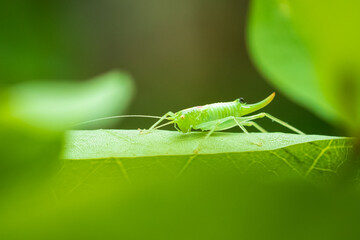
[60,130,353,189]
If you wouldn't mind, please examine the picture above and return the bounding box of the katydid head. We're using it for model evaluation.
[236,92,275,116]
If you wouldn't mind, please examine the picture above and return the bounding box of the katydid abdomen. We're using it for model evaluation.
[175,102,241,133]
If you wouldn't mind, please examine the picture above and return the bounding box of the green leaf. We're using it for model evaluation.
[247,0,360,130]
[0,70,134,186]
[1,130,356,239]
[1,70,134,131]
[247,0,336,122]
[59,130,352,191]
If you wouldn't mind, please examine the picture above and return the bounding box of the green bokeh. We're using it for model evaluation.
[248,0,360,133]
[1,1,359,239]
[0,0,334,135]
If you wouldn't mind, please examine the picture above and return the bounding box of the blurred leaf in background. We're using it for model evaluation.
[248,0,360,133]
[0,70,133,188]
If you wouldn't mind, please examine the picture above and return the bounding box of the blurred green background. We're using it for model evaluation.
[1,0,360,239]
[0,0,335,135]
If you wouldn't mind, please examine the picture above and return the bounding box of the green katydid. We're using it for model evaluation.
[78,92,304,148]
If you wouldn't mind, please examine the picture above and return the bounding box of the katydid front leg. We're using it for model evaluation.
[139,111,175,134]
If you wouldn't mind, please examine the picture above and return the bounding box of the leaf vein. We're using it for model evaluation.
[116,159,131,183]
[305,139,333,177]
[270,150,301,175]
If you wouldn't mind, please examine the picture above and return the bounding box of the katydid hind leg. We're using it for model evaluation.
[242,121,267,133]
[193,117,263,154]
[192,116,241,154]
[263,113,304,134]
[239,112,304,134]
[193,120,223,154]
[233,118,263,147]
[178,117,260,177]
[176,121,222,178]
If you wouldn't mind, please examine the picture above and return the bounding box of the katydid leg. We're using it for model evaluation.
[147,112,175,130]
[193,120,223,154]
[242,121,267,133]
[232,118,263,146]
[239,113,304,134]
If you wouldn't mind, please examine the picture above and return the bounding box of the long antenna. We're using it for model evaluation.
[73,115,162,127]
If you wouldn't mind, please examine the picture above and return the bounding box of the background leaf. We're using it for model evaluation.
[0,70,134,188]
[1,70,134,131]
[247,0,360,131]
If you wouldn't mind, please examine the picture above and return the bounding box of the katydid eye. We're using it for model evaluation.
[238,97,245,104]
